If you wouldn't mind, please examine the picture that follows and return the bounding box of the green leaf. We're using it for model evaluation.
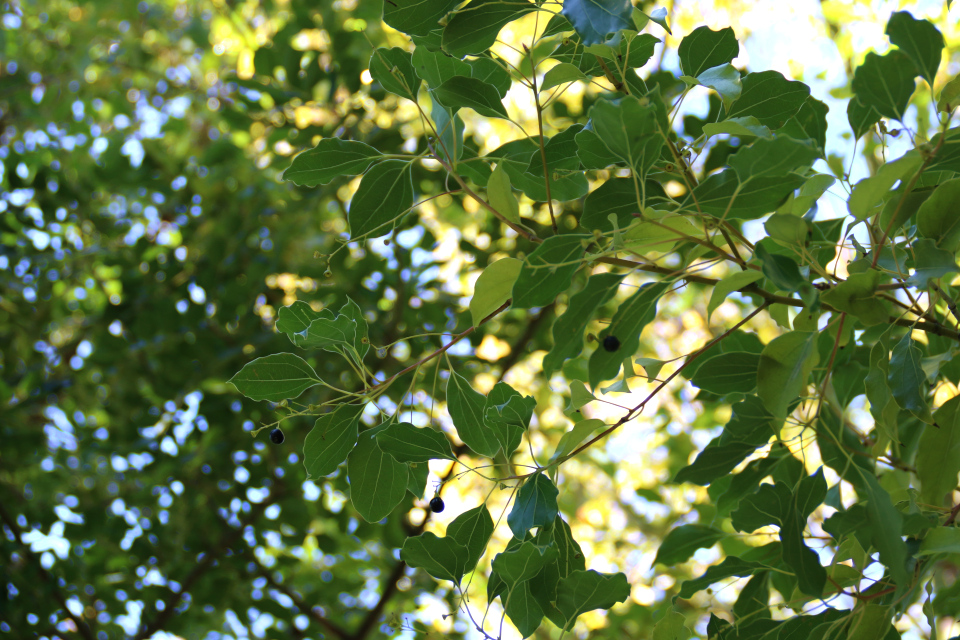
[779,97,829,154]
[820,270,891,326]
[339,297,370,359]
[295,314,357,352]
[493,540,560,586]
[575,123,623,169]
[488,163,521,224]
[917,394,960,505]
[865,342,901,444]
[757,331,818,420]
[442,0,536,57]
[918,527,960,556]
[845,464,909,586]
[468,57,512,97]
[888,334,926,414]
[375,422,455,462]
[886,11,944,87]
[543,272,625,377]
[230,353,323,402]
[508,473,560,538]
[908,238,959,287]
[696,63,741,112]
[707,270,764,320]
[733,573,771,622]
[653,610,692,640]
[348,160,414,240]
[642,7,671,34]
[550,418,605,461]
[484,381,534,455]
[782,173,835,216]
[504,581,544,638]
[755,242,806,292]
[731,482,790,532]
[725,70,811,129]
[430,93,465,163]
[937,76,960,112]
[560,0,633,46]
[447,504,495,572]
[678,26,739,78]
[690,352,761,395]
[583,96,664,178]
[848,150,922,221]
[764,213,808,246]
[275,301,328,343]
[447,370,500,457]
[407,463,429,499]
[851,50,917,121]
[470,257,522,327]
[368,47,421,101]
[555,570,631,629]
[530,517,587,628]
[848,98,882,139]
[655,525,725,566]
[580,178,639,232]
[728,135,818,181]
[281,138,383,187]
[383,0,460,37]
[677,556,767,599]
[411,45,470,88]
[303,404,365,478]
[702,116,772,139]
[674,442,756,485]
[917,178,960,252]
[400,532,468,584]
[542,62,589,91]
[348,424,409,522]
[588,281,670,389]
[511,234,587,309]
[525,123,583,176]
[432,76,509,119]
[682,170,804,220]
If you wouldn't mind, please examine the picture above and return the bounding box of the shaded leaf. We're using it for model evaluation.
[848,98,882,139]
[433,76,509,119]
[682,170,804,220]
[725,70,810,129]
[561,0,633,46]
[886,11,944,87]
[511,234,587,309]
[543,272,625,377]
[369,47,421,101]
[678,26,739,78]
[447,505,495,572]
[848,150,922,221]
[655,525,725,566]
[907,238,959,287]
[282,138,382,187]
[508,473,560,538]
[851,50,917,121]
[757,331,818,419]
[888,334,926,414]
[917,177,960,252]
[677,556,767,599]
[383,0,460,37]
[555,570,631,629]
[348,160,414,239]
[400,532,468,584]
[820,270,891,326]
[348,424,409,522]
[690,351,761,395]
[696,63,741,111]
[728,135,817,180]
[917,394,960,505]
[707,270,764,320]
[442,0,536,57]
[230,353,322,402]
[303,404,365,478]
[375,422,455,462]
[411,45,470,87]
[470,257,522,327]
[447,370,500,457]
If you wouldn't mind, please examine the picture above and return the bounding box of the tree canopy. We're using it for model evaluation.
[3,1,960,639]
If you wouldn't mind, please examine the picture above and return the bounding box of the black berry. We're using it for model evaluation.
[269,428,284,444]
[429,496,445,513]
[602,335,621,352]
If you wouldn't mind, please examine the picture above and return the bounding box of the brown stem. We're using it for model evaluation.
[528,44,558,233]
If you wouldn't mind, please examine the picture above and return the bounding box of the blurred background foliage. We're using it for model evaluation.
[1,0,957,639]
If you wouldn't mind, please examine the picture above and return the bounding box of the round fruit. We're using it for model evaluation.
[429,496,445,513]
[269,428,284,444]
[602,335,621,352]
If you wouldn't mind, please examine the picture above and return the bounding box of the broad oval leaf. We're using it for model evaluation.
[917,177,960,252]
[447,504,495,573]
[375,422,455,462]
[230,353,322,402]
[411,45,470,88]
[276,301,330,343]
[707,270,764,320]
[368,47,420,101]
[432,76,509,119]
[281,138,383,187]
[383,0,460,37]
[887,334,926,414]
[555,570,631,629]
[678,26,739,78]
[885,11,943,87]
[654,524,725,566]
[303,403,365,479]
[561,0,633,46]
[725,70,810,129]
[690,351,761,395]
[542,272,625,377]
[348,424,409,522]
[492,540,559,587]
[400,532,468,584]
[447,370,500,457]
[756,331,818,420]
[728,135,817,181]
[851,50,916,122]
[470,257,522,327]
[348,160,414,240]
[507,473,560,538]
[511,234,587,309]
[442,0,536,58]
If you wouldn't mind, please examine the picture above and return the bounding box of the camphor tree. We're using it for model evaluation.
[228,0,960,638]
